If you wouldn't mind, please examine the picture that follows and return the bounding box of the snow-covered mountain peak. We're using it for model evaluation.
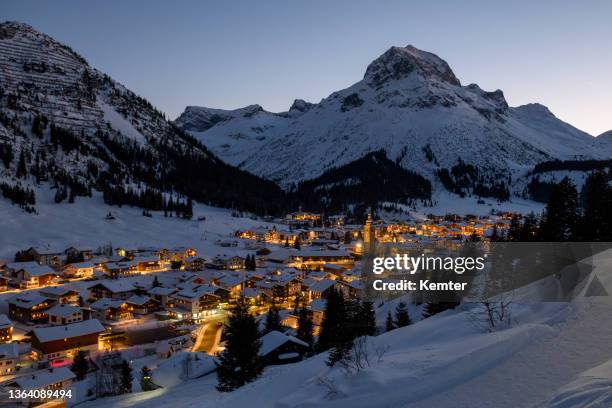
[174,104,266,131]
[364,45,461,88]
[176,43,610,199]
[0,21,88,67]
[288,99,314,114]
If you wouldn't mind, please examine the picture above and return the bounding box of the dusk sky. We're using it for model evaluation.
[3,0,611,135]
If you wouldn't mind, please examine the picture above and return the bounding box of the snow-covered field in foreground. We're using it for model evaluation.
[76,297,612,408]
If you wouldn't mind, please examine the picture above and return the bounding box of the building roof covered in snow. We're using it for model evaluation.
[308,278,337,293]
[174,285,218,300]
[7,293,52,308]
[90,298,127,310]
[0,314,12,328]
[47,303,81,318]
[309,298,327,313]
[126,295,156,306]
[259,331,308,357]
[32,319,105,343]
[6,262,55,276]
[0,343,19,359]
[148,286,178,296]
[13,366,75,389]
[39,286,79,297]
[88,280,136,293]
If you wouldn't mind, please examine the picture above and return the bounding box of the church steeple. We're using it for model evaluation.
[364,213,374,244]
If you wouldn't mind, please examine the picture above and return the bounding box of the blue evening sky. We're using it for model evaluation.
[3,0,611,135]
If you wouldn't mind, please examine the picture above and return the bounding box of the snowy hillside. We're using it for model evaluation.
[78,297,612,408]
[177,45,610,197]
[594,130,612,151]
[0,185,279,260]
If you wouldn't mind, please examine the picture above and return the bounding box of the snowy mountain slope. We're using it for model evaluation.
[594,130,612,151]
[541,358,612,408]
[77,298,612,408]
[0,21,285,215]
[177,45,609,194]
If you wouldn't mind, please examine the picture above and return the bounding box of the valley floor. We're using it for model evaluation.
[1,191,606,408]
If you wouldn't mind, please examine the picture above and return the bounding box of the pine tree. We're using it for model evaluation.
[519,212,539,242]
[539,177,579,241]
[184,198,193,219]
[0,143,13,169]
[263,301,282,334]
[344,231,352,244]
[119,360,133,394]
[16,150,27,179]
[140,365,154,391]
[244,254,256,271]
[394,301,411,328]
[580,171,612,241]
[508,215,521,241]
[357,301,376,336]
[152,275,161,287]
[293,237,301,250]
[77,296,85,307]
[71,350,88,381]
[296,306,314,350]
[385,311,394,332]
[316,288,353,366]
[216,297,263,391]
[316,288,346,352]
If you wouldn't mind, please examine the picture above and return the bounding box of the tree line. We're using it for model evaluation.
[501,171,612,242]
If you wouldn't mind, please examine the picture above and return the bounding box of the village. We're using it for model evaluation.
[0,210,511,405]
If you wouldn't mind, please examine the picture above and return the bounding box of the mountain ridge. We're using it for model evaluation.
[0,21,286,215]
[176,44,608,200]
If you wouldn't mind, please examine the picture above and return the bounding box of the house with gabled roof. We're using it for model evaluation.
[22,246,64,266]
[102,260,139,278]
[0,314,13,343]
[147,286,178,307]
[4,261,57,288]
[88,281,136,301]
[126,295,159,315]
[6,366,75,400]
[8,293,56,324]
[63,261,95,278]
[307,278,341,300]
[0,342,19,375]
[259,331,309,365]
[47,303,83,326]
[168,285,220,322]
[39,286,80,304]
[90,298,133,322]
[30,319,105,361]
[216,274,247,298]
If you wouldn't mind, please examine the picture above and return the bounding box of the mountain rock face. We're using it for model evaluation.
[0,22,284,214]
[176,45,609,199]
